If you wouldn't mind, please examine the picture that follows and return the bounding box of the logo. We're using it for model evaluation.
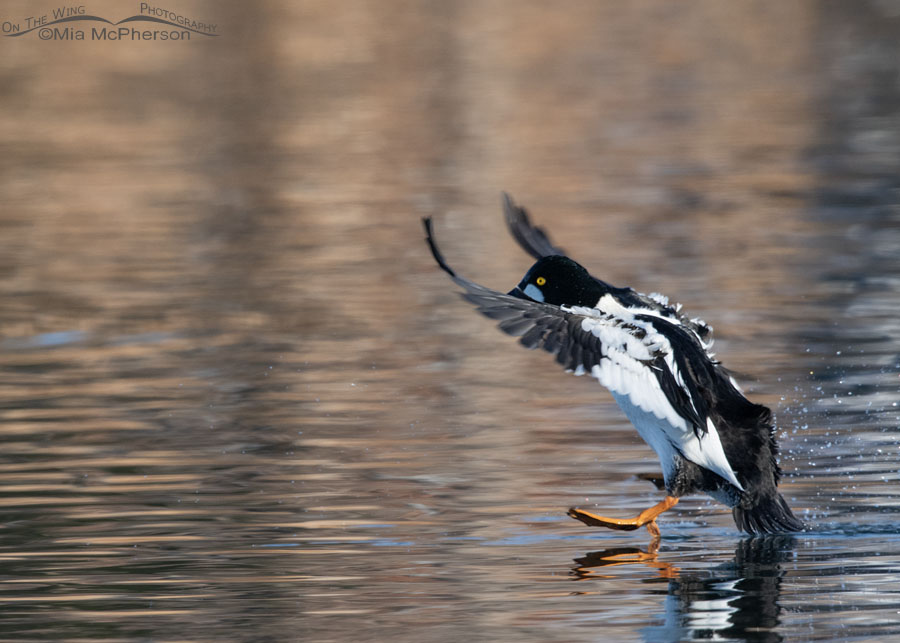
[2,3,218,41]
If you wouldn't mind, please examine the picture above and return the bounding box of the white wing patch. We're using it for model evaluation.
[594,293,714,350]
[565,303,744,491]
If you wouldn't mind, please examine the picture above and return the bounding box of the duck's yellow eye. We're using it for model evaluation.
[536,276,546,286]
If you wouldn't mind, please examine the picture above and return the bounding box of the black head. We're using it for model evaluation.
[508,255,601,307]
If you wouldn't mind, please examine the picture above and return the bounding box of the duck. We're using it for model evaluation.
[423,193,804,537]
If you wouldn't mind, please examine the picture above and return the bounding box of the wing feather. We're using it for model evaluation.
[502,192,566,259]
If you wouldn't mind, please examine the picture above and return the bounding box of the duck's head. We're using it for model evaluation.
[508,255,600,307]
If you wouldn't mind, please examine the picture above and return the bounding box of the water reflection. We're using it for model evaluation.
[572,543,679,580]
[575,537,794,642]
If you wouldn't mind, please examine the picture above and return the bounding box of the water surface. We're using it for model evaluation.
[1,1,900,641]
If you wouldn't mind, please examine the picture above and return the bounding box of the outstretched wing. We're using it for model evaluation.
[502,192,567,259]
[502,193,713,345]
[424,217,743,490]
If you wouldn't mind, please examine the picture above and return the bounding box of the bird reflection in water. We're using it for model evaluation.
[572,536,795,642]
[572,539,679,580]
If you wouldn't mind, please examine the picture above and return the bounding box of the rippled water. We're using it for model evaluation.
[2,1,900,641]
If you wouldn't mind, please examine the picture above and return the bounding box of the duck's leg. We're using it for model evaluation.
[568,496,679,537]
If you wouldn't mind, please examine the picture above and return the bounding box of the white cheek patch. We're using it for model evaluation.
[523,283,544,302]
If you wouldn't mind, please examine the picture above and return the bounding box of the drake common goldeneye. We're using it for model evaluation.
[423,193,804,537]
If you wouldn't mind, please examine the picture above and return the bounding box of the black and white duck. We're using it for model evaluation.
[423,194,804,537]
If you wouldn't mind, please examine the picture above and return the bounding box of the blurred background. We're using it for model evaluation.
[2,1,900,641]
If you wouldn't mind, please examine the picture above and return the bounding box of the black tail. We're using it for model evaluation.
[732,493,805,535]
